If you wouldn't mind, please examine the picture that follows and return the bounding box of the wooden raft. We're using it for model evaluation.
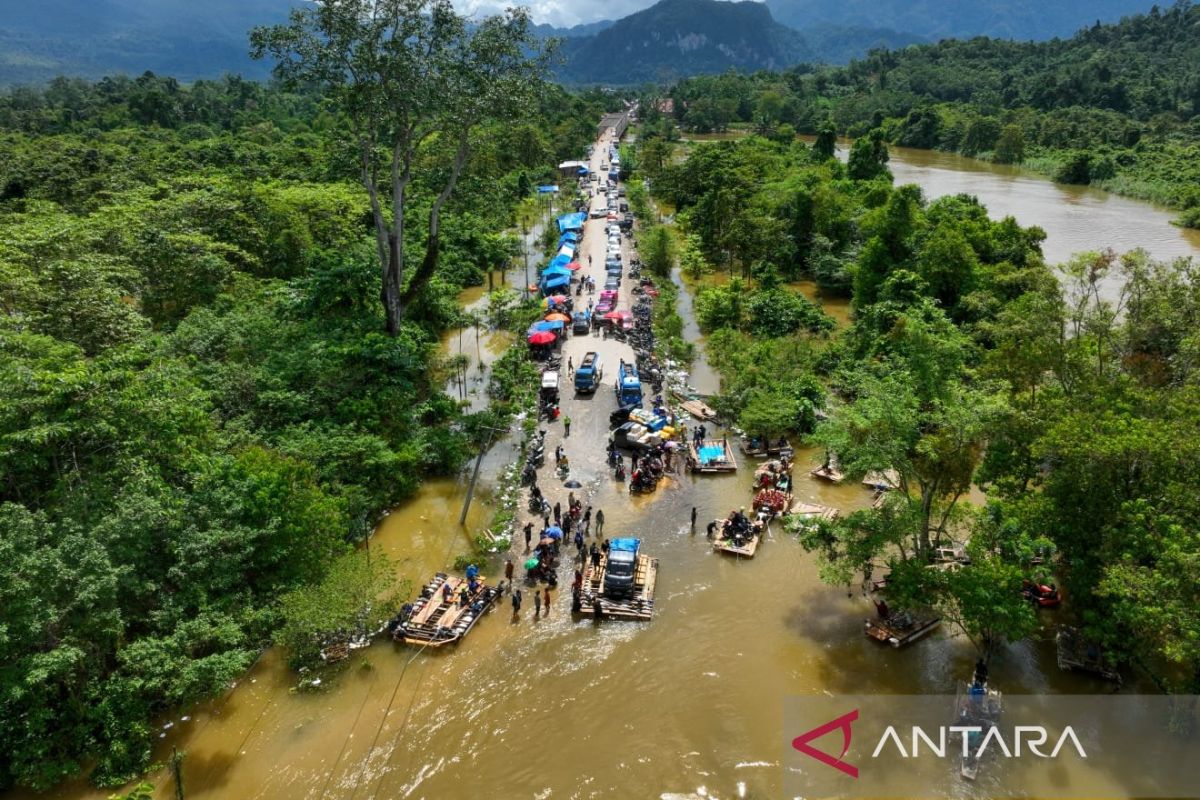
[677,398,717,421]
[578,552,658,620]
[740,437,794,458]
[394,574,498,647]
[789,502,840,522]
[712,521,763,558]
[810,464,845,483]
[688,438,738,473]
[865,614,940,648]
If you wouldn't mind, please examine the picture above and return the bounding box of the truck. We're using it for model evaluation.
[574,351,602,392]
[616,359,643,407]
[603,538,641,599]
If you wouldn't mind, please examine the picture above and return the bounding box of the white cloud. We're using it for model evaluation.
[453,0,670,28]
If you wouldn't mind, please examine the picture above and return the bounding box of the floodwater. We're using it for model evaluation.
[24,133,1163,800]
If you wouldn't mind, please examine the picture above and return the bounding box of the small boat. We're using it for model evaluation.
[1055,626,1121,682]
[955,678,1002,781]
[1021,579,1061,608]
[862,469,900,491]
[390,572,499,647]
[673,390,717,421]
[865,610,941,647]
[740,436,794,459]
[688,437,738,473]
[711,514,767,557]
[810,463,845,483]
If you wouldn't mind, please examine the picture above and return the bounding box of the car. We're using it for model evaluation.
[572,311,590,334]
[618,187,626,197]
[609,405,636,427]
[606,258,623,270]
[604,277,621,291]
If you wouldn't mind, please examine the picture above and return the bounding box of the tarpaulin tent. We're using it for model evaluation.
[556,245,575,260]
[556,212,586,233]
[536,184,559,194]
[541,275,570,292]
[559,231,579,243]
[529,320,564,332]
[548,253,572,271]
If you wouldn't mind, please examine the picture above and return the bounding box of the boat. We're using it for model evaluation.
[711,514,767,557]
[672,389,717,421]
[955,679,1003,781]
[577,544,658,620]
[865,609,941,647]
[752,460,793,492]
[390,572,500,647]
[809,463,845,483]
[862,469,900,491]
[688,437,738,473]
[740,435,794,459]
[789,502,839,525]
[1055,626,1121,682]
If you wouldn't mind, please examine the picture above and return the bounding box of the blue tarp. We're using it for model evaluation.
[609,537,640,552]
[536,185,559,194]
[548,254,572,271]
[556,212,586,233]
[559,231,579,242]
[530,320,564,332]
[699,446,726,464]
[541,275,570,290]
[576,167,590,175]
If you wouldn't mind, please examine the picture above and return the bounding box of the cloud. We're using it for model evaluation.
[453,0,664,28]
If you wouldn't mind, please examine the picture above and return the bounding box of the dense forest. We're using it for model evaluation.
[637,123,1200,695]
[654,1,1200,222]
[0,68,611,790]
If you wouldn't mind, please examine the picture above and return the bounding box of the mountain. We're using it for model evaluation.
[765,0,1159,42]
[531,19,617,39]
[0,0,297,84]
[556,0,813,84]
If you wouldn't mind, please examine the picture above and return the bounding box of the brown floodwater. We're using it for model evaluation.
[21,132,1163,800]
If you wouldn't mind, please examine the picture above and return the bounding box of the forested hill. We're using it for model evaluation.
[660,2,1200,219]
[766,0,1158,42]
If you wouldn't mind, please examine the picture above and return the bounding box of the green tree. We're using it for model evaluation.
[252,0,549,335]
[992,124,1026,164]
[813,118,837,161]
[640,225,677,279]
[847,129,890,181]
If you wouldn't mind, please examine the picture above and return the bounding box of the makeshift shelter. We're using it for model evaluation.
[556,212,586,233]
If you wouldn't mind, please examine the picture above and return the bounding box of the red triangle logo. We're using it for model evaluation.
[791,708,859,778]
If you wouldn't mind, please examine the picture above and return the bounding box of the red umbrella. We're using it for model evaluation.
[603,311,623,320]
[527,331,556,345]
[565,261,582,271]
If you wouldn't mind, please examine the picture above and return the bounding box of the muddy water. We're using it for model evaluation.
[27,135,1142,800]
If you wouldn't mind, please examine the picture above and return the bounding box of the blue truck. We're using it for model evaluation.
[574,351,603,393]
[616,359,643,407]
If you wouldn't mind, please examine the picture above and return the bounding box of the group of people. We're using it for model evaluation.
[691,424,709,448]
[755,458,792,491]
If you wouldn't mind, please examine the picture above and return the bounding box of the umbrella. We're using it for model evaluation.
[545,312,571,323]
[603,311,623,320]
[563,479,583,488]
[530,320,563,332]
[545,525,563,539]
[664,441,680,451]
[543,295,568,305]
[527,331,556,345]
[565,261,582,271]
[524,558,540,570]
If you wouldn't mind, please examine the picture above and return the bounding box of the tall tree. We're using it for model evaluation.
[252,0,549,335]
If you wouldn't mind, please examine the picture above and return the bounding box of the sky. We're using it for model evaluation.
[456,0,686,28]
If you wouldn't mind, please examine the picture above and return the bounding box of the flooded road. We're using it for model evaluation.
[23,131,1151,800]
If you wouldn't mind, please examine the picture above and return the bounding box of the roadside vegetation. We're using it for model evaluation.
[0,7,620,788]
[642,121,1200,690]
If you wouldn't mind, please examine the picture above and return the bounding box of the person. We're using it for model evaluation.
[574,529,584,554]
[583,506,592,535]
[590,542,601,568]
[524,523,533,551]
[554,502,562,524]
[601,538,610,554]
[512,589,523,616]
[564,514,573,536]
[595,508,605,536]
[534,589,542,617]
[974,658,988,687]
[466,564,479,581]
[568,356,574,374]
[505,558,514,582]
[460,586,471,607]
[588,254,592,266]
[873,597,889,619]
[573,569,583,590]
[543,513,550,530]
[442,581,453,603]
[691,506,698,531]
[564,415,571,436]
[706,519,719,538]
[543,586,551,614]
[615,459,625,481]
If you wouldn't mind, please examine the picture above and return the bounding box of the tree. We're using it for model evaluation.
[993,124,1026,164]
[847,129,890,181]
[813,118,837,161]
[640,225,677,279]
[252,0,549,335]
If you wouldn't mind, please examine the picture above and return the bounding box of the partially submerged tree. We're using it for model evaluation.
[252,0,550,335]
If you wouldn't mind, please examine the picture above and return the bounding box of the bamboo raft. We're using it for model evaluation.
[810,464,845,483]
[865,613,941,647]
[687,437,738,473]
[789,502,840,523]
[712,519,765,558]
[578,551,658,620]
[1056,626,1121,682]
[740,437,794,458]
[393,573,499,647]
[673,391,717,421]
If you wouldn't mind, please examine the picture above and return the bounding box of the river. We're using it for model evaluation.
[23,132,1188,800]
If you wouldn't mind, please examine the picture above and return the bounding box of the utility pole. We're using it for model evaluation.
[170,746,185,800]
[521,217,530,294]
[459,426,508,526]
